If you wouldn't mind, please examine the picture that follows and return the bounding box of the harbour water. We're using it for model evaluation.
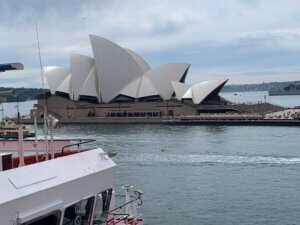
[0,100,36,119]
[52,124,300,225]
[2,92,300,224]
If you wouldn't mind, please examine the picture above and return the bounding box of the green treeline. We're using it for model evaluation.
[0,87,47,102]
[221,80,300,92]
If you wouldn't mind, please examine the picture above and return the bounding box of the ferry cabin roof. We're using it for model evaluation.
[0,148,115,225]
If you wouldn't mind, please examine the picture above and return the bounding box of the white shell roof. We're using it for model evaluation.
[90,35,144,103]
[138,76,159,98]
[118,77,142,98]
[171,81,191,100]
[118,76,160,99]
[56,74,72,98]
[145,63,190,100]
[182,79,228,104]
[123,48,150,74]
[182,88,193,99]
[43,36,230,104]
[117,63,188,100]
[44,66,70,95]
[79,67,98,98]
[70,54,96,100]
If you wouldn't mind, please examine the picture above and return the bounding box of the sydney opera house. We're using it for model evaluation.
[35,35,230,122]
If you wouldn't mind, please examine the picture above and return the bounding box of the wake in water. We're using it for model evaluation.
[120,153,300,165]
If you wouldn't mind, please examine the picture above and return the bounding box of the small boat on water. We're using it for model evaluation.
[0,119,35,139]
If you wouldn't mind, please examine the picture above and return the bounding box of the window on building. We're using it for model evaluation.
[93,189,113,225]
[153,112,159,117]
[168,110,174,117]
[63,197,94,225]
[21,210,61,225]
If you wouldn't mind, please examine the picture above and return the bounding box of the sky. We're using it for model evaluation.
[1,0,300,88]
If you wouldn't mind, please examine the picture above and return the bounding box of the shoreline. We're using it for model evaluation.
[19,117,300,126]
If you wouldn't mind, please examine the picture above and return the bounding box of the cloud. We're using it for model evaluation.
[1,0,300,87]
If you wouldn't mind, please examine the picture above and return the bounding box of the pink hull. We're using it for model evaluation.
[0,139,71,153]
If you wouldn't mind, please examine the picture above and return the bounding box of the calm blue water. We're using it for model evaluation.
[46,124,300,225]
[4,94,300,224]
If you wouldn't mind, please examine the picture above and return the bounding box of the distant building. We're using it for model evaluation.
[269,83,300,96]
[35,35,231,122]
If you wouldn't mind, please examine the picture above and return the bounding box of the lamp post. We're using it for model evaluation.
[166,100,169,120]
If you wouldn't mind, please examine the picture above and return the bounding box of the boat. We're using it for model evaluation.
[0,62,143,225]
[0,122,144,225]
[0,63,33,139]
[0,119,35,139]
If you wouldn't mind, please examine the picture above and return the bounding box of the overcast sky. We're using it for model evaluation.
[1,0,300,88]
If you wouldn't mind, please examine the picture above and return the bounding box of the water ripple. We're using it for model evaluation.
[119,154,300,165]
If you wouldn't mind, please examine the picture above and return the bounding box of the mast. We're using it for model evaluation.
[35,23,49,160]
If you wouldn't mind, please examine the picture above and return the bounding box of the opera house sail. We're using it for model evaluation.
[36,35,229,122]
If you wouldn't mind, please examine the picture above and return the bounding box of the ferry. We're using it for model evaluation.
[0,119,35,139]
[0,63,34,139]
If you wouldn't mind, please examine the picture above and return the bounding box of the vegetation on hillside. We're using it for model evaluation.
[222,80,300,92]
[0,87,47,102]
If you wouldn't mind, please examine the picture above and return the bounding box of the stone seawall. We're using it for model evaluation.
[20,116,300,126]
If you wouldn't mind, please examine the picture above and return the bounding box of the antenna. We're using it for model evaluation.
[35,23,47,103]
[35,22,49,160]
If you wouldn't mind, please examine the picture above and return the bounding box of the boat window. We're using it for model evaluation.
[21,210,61,225]
[93,189,113,225]
[63,197,94,225]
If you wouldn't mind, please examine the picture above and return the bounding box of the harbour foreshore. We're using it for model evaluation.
[19,115,300,126]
